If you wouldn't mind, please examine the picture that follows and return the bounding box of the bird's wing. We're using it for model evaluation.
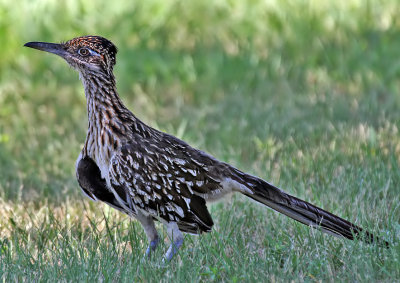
[76,156,126,212]
[107,136,221,233]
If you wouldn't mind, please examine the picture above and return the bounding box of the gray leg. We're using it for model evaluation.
[164,222,184,261]
[136,211,159,257]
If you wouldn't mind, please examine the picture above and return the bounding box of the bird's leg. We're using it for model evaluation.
[164,222,184,261]
[136,211,159,257]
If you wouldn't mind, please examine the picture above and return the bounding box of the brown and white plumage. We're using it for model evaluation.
[25,36,388,260]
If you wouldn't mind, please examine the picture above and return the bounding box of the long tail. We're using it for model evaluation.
[232,170,389,247]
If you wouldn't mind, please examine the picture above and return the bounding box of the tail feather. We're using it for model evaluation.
[236,172,388,247]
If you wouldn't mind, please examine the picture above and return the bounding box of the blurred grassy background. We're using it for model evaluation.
[0,0,399,281]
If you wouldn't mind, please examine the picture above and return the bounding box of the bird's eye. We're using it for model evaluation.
[78,48,90,56]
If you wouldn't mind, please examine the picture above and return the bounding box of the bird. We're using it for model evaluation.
[24,35,388,260]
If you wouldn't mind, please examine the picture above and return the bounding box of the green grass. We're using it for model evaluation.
[0,0,399,281]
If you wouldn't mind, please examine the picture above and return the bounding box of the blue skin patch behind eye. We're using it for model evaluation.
[78,48,101,57]
[88,49,101,56]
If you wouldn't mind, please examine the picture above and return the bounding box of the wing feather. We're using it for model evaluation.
[108,139,217,233]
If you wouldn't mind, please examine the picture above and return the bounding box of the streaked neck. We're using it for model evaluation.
[80,71,125,119]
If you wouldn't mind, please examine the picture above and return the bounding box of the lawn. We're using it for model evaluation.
[0,0,399,281]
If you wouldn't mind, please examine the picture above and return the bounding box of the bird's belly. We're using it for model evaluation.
[97,157,110,180]
[85,147,112,181]
[84,132,116,180]
[93,148,114,180]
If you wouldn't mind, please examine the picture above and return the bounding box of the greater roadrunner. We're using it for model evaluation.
[25,36,388,260]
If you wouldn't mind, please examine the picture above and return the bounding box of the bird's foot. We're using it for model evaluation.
[163,237,183,262]
[144,238,160,258]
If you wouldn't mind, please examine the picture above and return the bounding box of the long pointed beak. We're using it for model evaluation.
[24,41,68,57]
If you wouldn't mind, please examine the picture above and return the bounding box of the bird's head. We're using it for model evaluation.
[24,35,118,75]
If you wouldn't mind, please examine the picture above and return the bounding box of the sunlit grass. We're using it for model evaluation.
[0,0,399,281]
